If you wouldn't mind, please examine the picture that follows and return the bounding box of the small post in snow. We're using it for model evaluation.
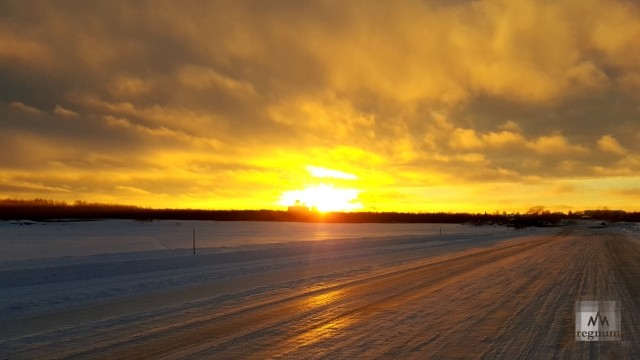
[193,228,196,255]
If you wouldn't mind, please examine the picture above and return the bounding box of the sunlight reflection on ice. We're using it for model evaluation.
[296,289,353,347]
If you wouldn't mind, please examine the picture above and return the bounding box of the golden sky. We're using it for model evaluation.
[1,0,640,213]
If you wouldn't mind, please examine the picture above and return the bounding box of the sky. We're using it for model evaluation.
[1,0,640,213]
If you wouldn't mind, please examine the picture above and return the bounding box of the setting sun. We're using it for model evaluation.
[279,184,362,212]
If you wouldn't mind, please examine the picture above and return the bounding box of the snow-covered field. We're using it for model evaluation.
[1,220,639,358]
[0,220,499,261]
[0,220,504,327]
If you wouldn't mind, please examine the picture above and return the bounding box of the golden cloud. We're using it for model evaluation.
[53,105,79,118]
[2,1,640,211]
[9,102,43,115]
[529,134,589,155]
[597,134,627,155]
[0,30,51,65]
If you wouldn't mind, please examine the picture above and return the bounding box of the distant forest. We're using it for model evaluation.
[1,198,640,226]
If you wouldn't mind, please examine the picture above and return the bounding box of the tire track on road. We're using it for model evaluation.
[100,233,560,359]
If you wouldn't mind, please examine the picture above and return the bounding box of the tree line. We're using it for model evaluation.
[1,198,640,224]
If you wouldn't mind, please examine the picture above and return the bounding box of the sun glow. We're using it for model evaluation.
[306,166,358,180]
[279,184,363,212]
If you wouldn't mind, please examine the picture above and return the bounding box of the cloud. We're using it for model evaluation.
[449,126,526,150]
[450,128,484,150]
[608,187,640,199]
[0,29,51,65]
[564,61,610,94]
[307,166,358,180]
[108,76,154,98]
[1,1,640,211]
[9,101,43,115]
[178,65,257,95]
[529,134,589,155]
[102,115,223,149]
[115,185,151,195]
[53,105,79,118]
[597,134,627,155]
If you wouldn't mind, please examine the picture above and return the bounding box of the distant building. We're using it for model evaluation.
[288,200,310,213]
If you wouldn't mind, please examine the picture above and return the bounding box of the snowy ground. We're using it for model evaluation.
[1,220,639,358]
[0,220,497,261]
